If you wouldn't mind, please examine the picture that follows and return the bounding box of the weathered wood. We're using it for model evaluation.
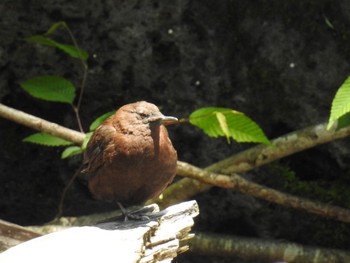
[0,219,42,252]
[0,201,199,263]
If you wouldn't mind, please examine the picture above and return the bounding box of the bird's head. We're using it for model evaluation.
[117,101,178,129]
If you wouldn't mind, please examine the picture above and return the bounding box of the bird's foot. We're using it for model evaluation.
[118,202,155,221]
[124,206,156,221]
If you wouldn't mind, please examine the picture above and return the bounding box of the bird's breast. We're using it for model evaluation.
[88,125,177,205]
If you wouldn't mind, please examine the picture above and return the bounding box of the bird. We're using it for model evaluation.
[80,101,178,218]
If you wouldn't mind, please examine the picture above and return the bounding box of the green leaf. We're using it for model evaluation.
[45,21,67,35]
[24,35,88,60]
[61,146,84,159]
[215,112,230,143]
[25,35,57,47]
[82,132,93,150]
[23,133,73,146]
[328,76,350,129]
[61,132,93,158]
[189,107,270,144]
[55,42,89,60]
[19,75,76,104]
[89,111,115,131]
[335,112,350,130]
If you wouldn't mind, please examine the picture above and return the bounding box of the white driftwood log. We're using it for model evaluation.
[0,200,199,263]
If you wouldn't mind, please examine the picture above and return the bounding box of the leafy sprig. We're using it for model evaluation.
[20,21,89,157]
[186,107,270,145]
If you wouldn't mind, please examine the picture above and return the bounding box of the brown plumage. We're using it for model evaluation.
[81,101,177,207]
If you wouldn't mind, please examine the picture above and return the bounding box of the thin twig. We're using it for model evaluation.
[56,169,82,219]
[72,105,84,133]
[63,24,88,133]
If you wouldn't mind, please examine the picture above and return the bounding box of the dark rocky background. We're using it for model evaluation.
[1,0,350,262]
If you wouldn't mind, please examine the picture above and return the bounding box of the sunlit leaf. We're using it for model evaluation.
[328,76,350,130]
[215,112,230,143]
[23,133,73,146]
[19,75,75,104]
[189,107,270,144]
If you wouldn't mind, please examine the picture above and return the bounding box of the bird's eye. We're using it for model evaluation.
[137,110,148,118]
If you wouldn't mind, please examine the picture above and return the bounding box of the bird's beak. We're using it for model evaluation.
[160,115,178,126]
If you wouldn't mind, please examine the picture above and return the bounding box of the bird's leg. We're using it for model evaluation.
[116,202,130,221]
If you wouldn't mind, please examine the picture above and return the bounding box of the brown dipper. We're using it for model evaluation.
[81,101,177,216]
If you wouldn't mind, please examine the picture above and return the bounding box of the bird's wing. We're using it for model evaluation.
[81,125,117,176]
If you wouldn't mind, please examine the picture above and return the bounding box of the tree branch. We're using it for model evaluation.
[153,122,350,207]
[190,232,350,263]
[175,161,350,223]
[0,103,85,145]
[208,122,349,174]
